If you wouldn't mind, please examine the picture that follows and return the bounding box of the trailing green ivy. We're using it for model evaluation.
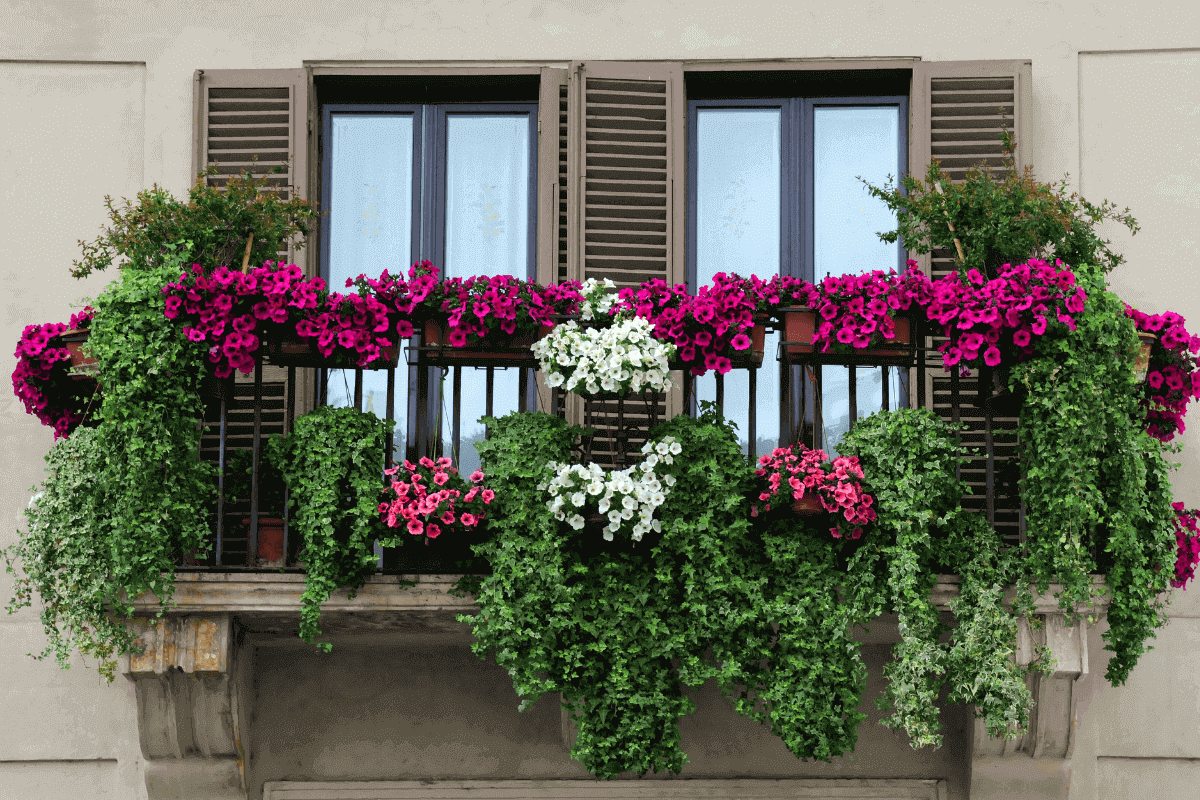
[1013,263,1176,684]
[838,408,1035,746]
[268,405,393,652]
[3,247,214,681]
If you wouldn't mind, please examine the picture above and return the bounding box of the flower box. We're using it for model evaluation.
[264,334,401,370]
[780,307,915,367]
[418,319,546,369]
[667,321,767,372]
[60,328,98,378]
[791,495,825,515]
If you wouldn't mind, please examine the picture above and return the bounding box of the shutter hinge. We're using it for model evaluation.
[538,117,542,134]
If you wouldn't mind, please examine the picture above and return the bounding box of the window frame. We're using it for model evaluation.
[684,93,911,451]
[317,101,540,464]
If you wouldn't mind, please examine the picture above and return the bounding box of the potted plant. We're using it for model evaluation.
[221,447,290,567]
[531,316,676,397]
[12,309,100,439]
[1124,304,1200,442]
[779,266,932,366]
[752,443,876,538]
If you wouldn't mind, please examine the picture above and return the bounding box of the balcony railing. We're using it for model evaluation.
[188,317,1021,570]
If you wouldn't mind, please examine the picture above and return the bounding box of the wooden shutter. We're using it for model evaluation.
[193,68,311,274]
[911,60,1032,544]
[537,68,570,286]
[560,62,686,462]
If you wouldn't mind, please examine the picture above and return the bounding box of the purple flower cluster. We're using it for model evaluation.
[12,306,96,439]
[1126,304,1200,442]
[926,259,1086,375]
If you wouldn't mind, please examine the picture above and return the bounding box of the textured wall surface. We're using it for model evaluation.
[2,3,1199,799]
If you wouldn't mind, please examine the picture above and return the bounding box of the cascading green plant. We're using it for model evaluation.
[268,405,394,652]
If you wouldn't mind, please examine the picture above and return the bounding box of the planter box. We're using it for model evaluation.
[60,328,98,378]
[265,334,401,370]
[780,307,915,367]
[417,319,546,369]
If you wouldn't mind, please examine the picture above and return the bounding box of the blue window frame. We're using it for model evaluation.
[320,102,538,470]
[687,94,908,456]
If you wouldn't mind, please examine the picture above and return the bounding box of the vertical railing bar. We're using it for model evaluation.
[747,366,757,464]
[250,360,263,568]
[519,366,530,414]
[716,372,724,416]
[485,367,495,438]
[951,370,961,482]
[354,367,363,411]
[318,367,327,408]
[985,398,996,529]
[385,367,396,469]
[814,364,824,451]
[284,363,295,569]
[452,366,462,465]
[848,366,858,432]
[881,366,890,412]
[215,380,228,568]
[617,393,626,469]
[779,356,791,446]
[286,366,296,434]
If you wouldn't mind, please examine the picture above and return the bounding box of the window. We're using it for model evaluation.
[687,92,908,456]
[321,102,537,472]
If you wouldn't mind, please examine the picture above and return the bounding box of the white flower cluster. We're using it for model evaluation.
[531,317,676,397]
[541,437,683,541]
[579,277,618,321]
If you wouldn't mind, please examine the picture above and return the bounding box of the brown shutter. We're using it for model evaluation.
[911,60,1032,544]
[538,68,570,286]
[193,68,311,274]
[193,69,311,564]
[560,61,686,463]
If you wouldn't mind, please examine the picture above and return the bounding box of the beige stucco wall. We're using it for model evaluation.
[2,3,1200,799]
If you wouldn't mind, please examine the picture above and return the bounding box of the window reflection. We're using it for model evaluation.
[694,107,781,458]
[813,106,903,454]
[440,114,531,474]
[326,114,413,460]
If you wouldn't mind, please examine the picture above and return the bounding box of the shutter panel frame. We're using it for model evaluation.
[193,67,311,276]
[910,59,1033,546]
[538,67,569,287]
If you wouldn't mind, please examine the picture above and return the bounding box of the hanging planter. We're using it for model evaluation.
[265,334,401,370]
[780,307,915,366]
[791,494,826,515]
[418,319,547,368]
[1134,331,1158,384]
[60,328,98,378]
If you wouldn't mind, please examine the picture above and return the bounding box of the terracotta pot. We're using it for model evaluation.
[266,335,400,369]
[60,328,98,378]
[1134,331,1158,384]
[791,495,826,515]
[420,320,547,367]
[244,516,286,565]
[781,307,912,363]
[668,322,767,372]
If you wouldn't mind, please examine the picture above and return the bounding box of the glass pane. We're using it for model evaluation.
[695,108,782,457]
[441,114,531,471]
[326,114,413,459]
[813,106,903,454]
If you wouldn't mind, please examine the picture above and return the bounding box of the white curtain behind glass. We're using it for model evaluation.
[327,114,413,459]
[441,114,530,476]
[813,106,903,454]
[695,108,782,459]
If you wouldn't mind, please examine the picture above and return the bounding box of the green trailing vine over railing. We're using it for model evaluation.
[3,248,214,681]
[268,405,394,652]
[1013,263,1176,684]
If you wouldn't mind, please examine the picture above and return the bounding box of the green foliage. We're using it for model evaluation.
[1013,264,1176,683]
[838,408,1033,747]
[3,248,215,681]
[268,405,393,652]
[72,169,320,278]
[861,132,1139,278]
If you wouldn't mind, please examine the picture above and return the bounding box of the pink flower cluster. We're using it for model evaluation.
[806,266,933,354]
[926,259,1086,375]
[1126,304,1200,442]
[11,307,96,439]
[378,456,492,540]
[614,274,766,376]
[753,444,877,539]
[1171,503,1200,590]
[435,272,583,346]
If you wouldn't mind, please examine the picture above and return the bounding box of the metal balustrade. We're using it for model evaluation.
[186,321,1023,570]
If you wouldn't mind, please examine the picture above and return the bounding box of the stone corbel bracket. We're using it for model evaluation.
[120,614,247,800]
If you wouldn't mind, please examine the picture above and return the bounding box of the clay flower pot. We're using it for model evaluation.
[781,307,912,364]
[791,494,826,515]
[1134,331,1158,384]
